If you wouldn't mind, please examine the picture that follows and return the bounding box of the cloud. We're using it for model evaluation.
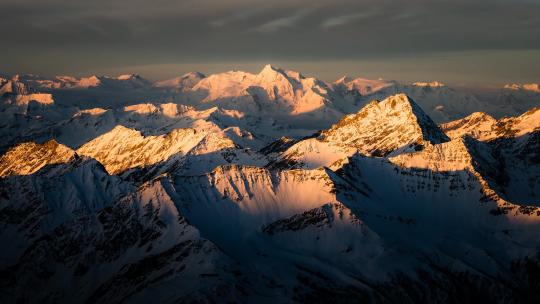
[251,9,312,33]
[1,0,539,84]
[209,7,265,27]
[321,11,374,28]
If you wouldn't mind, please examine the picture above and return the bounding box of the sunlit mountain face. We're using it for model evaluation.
[1,65,539,303]
[2,0,540,303]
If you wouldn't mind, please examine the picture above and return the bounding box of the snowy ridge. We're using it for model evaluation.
[77,126,207,175]
[2,65,540,302]
[186,64,337,117]
[388,137,525,213]
[22,73,153,90]
[0,76,31,95]
[0,172,243,302]
[321,94,449,154]
[277,94,450,169]
[334,76,395,95]
[154,72,206,90]
[442,108,540,141]
[0,140,76,177]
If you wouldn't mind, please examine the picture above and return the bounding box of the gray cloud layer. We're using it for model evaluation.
[1,0,539,83]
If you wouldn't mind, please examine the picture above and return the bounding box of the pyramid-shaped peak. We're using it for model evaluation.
[260,64,281,74]
[379,94,449,143]
[378,93,415,108]
[258,64,293,78]
[320,94,448,156]
[366,94,424,115]
[257,64,311,87]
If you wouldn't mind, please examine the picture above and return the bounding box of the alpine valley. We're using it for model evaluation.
[1,65,540,303]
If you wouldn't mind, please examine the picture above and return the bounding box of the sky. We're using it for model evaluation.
[1,0,540,85]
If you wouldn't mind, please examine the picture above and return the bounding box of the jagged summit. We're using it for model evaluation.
[259,64,281,75]
[321,93,449,156]
[0,140,77,177]
[190,64,333,115]
[441,112,498,140]
[273,93,451,169]
[73,124,258,176]
[442,108,540,141]
[0,76,55,109]
[3,65,540,303]
[76,125,207,174]
[0,77,31,95]
[258,64,306,81]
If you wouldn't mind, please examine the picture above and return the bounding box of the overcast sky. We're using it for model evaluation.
[1,0,539,85]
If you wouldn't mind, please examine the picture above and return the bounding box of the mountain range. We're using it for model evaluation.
[1,65,539,303]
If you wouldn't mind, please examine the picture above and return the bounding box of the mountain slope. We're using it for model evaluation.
[275,94,449,169]
[2,65,540,303]
[154,72,206,91]
[0,165,244,302]
[442,108,540,141]
[0,140,76,177]
[321,94,448,154]
[76,126,207,175]
[441,108,540,205]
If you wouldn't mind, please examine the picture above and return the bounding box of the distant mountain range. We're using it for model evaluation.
[1,65,539,303]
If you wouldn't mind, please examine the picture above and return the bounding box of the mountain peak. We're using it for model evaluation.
[78,75,102,88]
[0,78,31,95]
[320,94,448,156]
[443,108,540,141]
[260,64,280,74]
[183,71,206,79]
[76,126,208,174]
[155,72,206,89]
[0,140,77,177]
[117,74,141,80]
[258,64,289,80]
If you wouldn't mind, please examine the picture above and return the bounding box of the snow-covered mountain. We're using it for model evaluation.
[21,73,152,90]
[154,72,206,91]
[333,77,487,123]
[1,65,540,303]
[274,94,449,169]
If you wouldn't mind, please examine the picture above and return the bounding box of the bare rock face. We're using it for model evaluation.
[0,140,76,177]
[275,94,450,169]
[76,126,207,175]
[442,108,540,141]
[320,93,449,156]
